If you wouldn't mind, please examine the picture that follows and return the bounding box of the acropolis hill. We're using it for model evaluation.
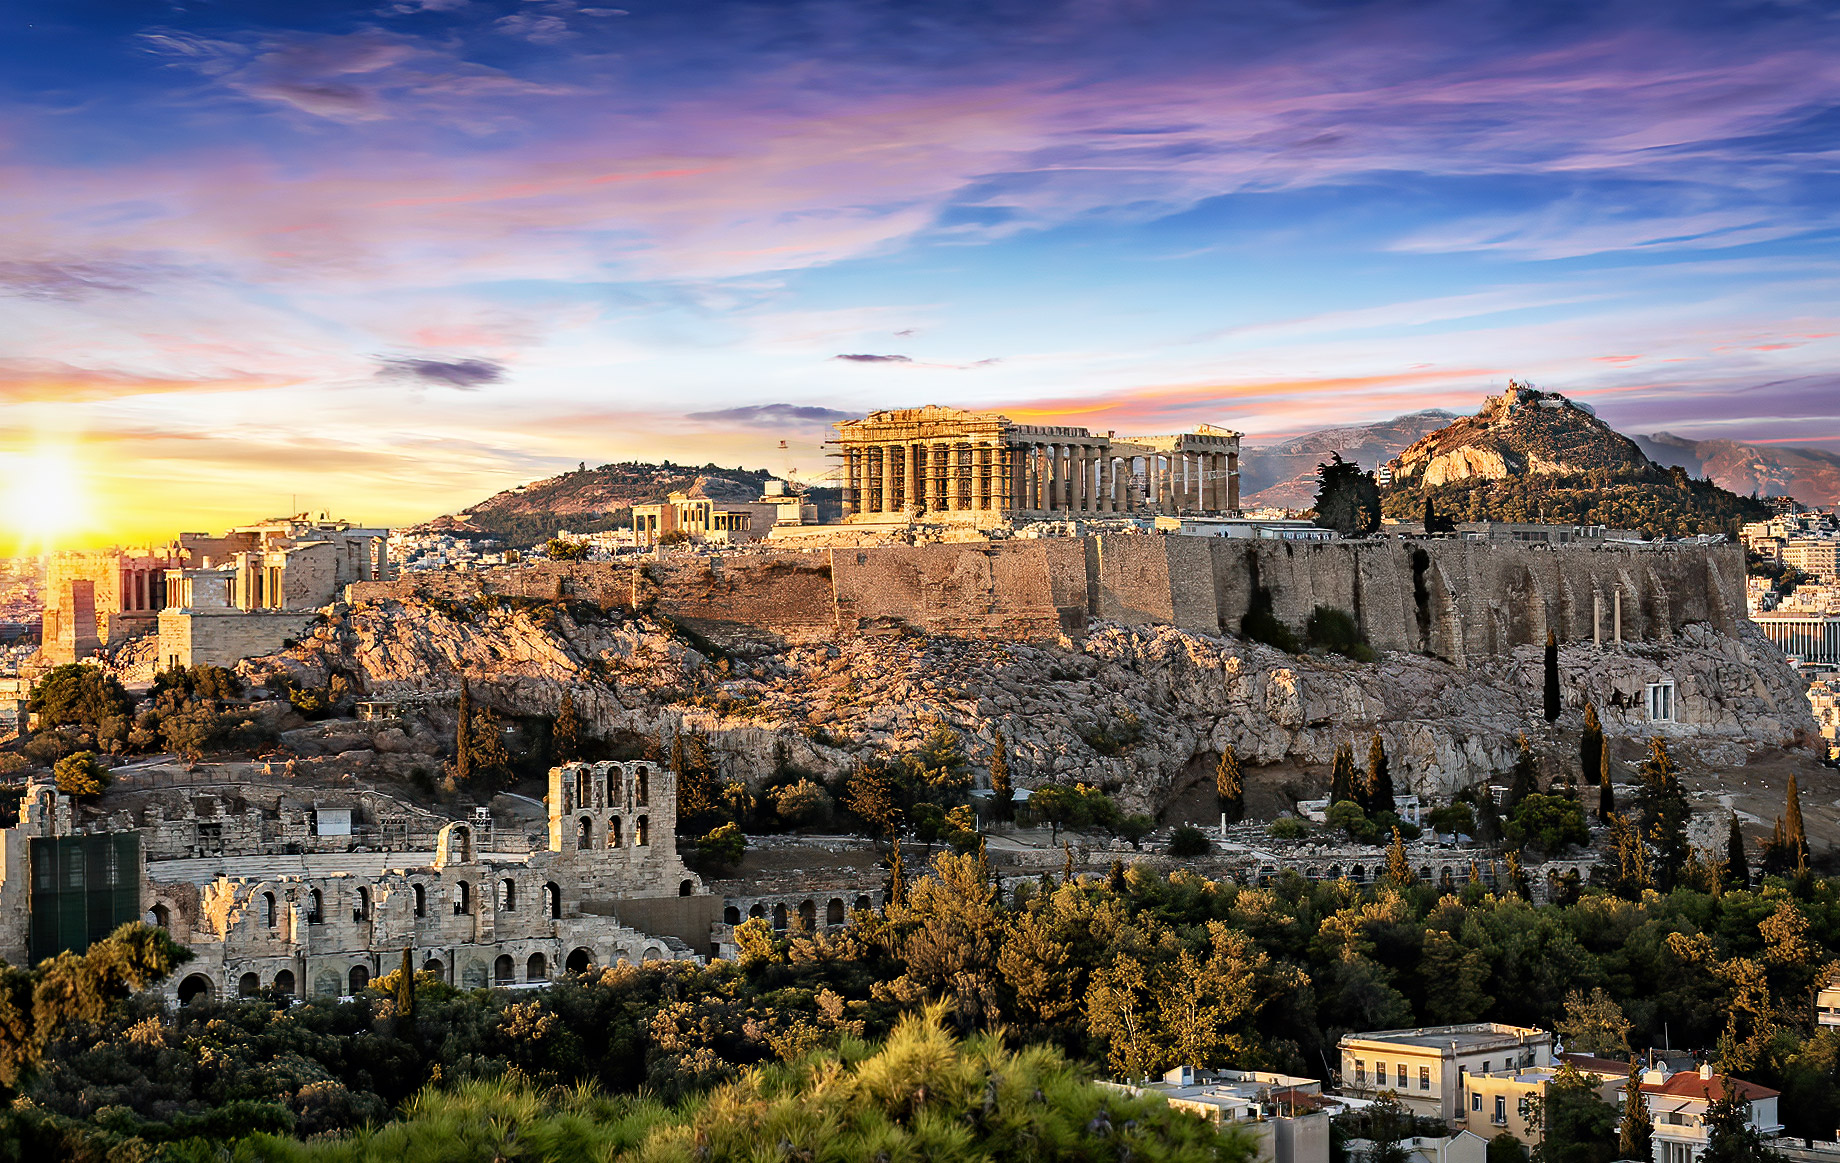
[255,532,1813,817]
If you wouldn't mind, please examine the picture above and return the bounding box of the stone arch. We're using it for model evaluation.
[607,817,621,848]
[854,895,872,912]
[772,903,788,931]
[493,955,514,985]
[413,883,426,918]
[544,881,561,919]
[748,902,765,919]
[354,886,371,922]
[422,958,444,976]
[642,945,662,961]
[148,902,171,928]
[306,888,324,924]
[526,952,548,982]
[237,972,260,998]
[576,816,593,850]
[798,900,816,930]
[566,947,594,974]
[1349,865,1365,883]
[636,815,649,846]
[178,974,215,1006]
[605,768,623,806]
[498,878,516,911]
[575,767,592,810]
[679,879,695,897]
[348,965,370,994]
[454,880,471,915]
[1505,567,1550,649]
[826,898,845,925]
[635,766,650,806]
[1328,864,1343,880]
[274,969,296,996]
[436,823,473,867]
[724,906,741,925]
[262,892,277,927]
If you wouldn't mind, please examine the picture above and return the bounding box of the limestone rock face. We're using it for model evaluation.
[246,597,1816,811]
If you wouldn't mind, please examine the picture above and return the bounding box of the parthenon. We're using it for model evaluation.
[831,405,1240,522]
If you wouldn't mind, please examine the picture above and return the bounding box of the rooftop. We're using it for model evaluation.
[1340,1022,1549,1052]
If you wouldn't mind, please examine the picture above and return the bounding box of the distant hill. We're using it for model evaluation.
[415,461,779,544]
[1378,383,1770,538]
[1238,410,1457,509]
[1635,433,1840,507]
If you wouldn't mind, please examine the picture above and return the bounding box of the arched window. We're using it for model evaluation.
[422,958,444,976]
[772,903,788,931]
[606,770,622,805]
[544,882,561,919]
[238,972,260,998]
[454,881,471,915]
[577,816,593,850]
[607,817,621,848]
[826,898,845,926]
[575,767,591,808]
[635,766,649,806]
[635,815,649,846]
[749,903,765,919]
[263,892,277,928]
[798,900,816,929]
[526,952,548,982]
[348,965,369,994]
[498,878,516,911]
[413,883,426,918]
[566,947,593,975]
[493,955,514,985]
[307,889,323,925]
[679,879,695,897]
[273,969,295,996]
[450,825,472,863]
[354,887,371,922]
[177,974,214,1007]
[723,906,741,925]
[854,895,872,913]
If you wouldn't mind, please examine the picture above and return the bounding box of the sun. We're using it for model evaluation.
[0,446,92,552]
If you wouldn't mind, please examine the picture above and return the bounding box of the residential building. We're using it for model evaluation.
[1104,1066,1330,1163]
[1338,1023,1553,1122]
[1817,969,1840,1028]
[1641,1065,1781,1163]
[1345,1133,1488,1163]
[1782,539,1840,583]
[1461,1060,1624,1143]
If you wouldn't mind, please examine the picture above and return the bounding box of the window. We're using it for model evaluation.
[1397,1064,1407,1089]
[1494,1095,1506,1125]
[1420,1066,1431,1091]
[454,881,471,915]
[1482,1060,1491,1074]
[354,887,371,922]
[1646,680,1675,722]
[1375,1061,1385,1088]
[577,816,593,849]
[498,878,516,911]
[1355,1060,1366,1085]
[1472,1092,1482,1112]
[264,892,277,927]
[413,884,426,918]
[307,888,323,924]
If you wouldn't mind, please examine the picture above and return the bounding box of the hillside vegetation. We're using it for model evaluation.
[418,461,776,544]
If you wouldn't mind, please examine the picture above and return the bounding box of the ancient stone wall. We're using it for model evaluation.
[346,537,1749,660]
[159,608,318,670]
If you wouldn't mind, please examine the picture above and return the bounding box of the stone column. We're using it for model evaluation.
[1227,451,1240,511]
[1593,591,1602,647]
[1187,452,1201,510]
[879,444,896,514]
[1613,588,1623,647]
[904,443,918,512]
[972,444,988,511]
[842,448,858,516]
[1072,446,1086,513]
[1043,444,1057,511]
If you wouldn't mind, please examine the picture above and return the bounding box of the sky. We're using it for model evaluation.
[2,0,1838,548]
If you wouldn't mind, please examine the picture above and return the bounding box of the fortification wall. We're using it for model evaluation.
[347,537,1750,659]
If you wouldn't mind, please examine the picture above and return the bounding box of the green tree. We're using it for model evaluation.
[695,822,746,870]
[1117,814,1157,851]
[1727,814,1751,887]
[1532,1063,1619,1163]
[395,946,415,1024]
[1489,1133,1530,1163]
[1216,744,1245,823]
[988,732,1014,824]
[1636,738,1690,889]
[1786,773,1809,875]
[452,678,474,785]
[1420,929,1490,1023]
[1385,827,1415,887]
[1506,794,1590,854]
[1167,825,1212,857]
[1544,631,1562,723]
[1029,783,1115,843]
[544,538,587,560]
[1330,742,1357,806]
[1617,1062,1652,1161]
[29,664,133,733]
[1312,452,1381,536]
[1555,988,1632,1057]
[51,750,107,798]
[465,705,513,789]
[1505,735,1540,810]
[1363,733,1395,816]
[553,691,581,763]
[1700,1087,1775,1163]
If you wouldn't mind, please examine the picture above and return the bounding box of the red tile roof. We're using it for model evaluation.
[1558,1053,1634,1077]
[1640,1072,1779,1102]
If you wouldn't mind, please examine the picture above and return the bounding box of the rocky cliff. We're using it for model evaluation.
[1392,382,1650,487]
[247,591,1816,813]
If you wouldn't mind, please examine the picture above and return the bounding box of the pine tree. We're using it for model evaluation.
[553,691,581,763]
[1107,859,1127,894]
[1726,814,1750,888]
[1330,742,1357,805]
[1364,733,1395,815]
[889,839,906,908]
[1787,773,1809,875]
[1618,1062,1653,1160]
[1504,850,1531,899]
[1637,738,1690,890]
[1385,826,1414,887]
[990,733,1015,823]
[1597,753,1615,824]
[453,679,474,785]
[1215,745,1244,823]
[1581,703,1605,811]
[1544,631,1561,723]
[395,946,415,1024]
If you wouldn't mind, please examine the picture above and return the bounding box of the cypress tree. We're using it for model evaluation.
[1215,744,1244,823]
[1787,773,1809,875]
[1385,826,1414,887]
[453,679,474,785]
[553,691,580,763]
[1597,753,1615,824]
[1544,631,1561,722]
[1636,738,1689,890]
[1505,734,1539,810]
[1107,859,1127,894]
[1422,495,1435,533]
[1581,703,1604,806]
[1505,849,1530,899]
[1618,1062,1653,1160]
[1365,733,1395,815]
[1330,743,1357,805]
[889,839,906,908]
[990,733,1015,823]
[1726,813,1750,888]
[395,946,415,1024]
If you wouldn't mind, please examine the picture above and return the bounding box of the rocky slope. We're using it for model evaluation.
[244,594,1816,814]
[413,462,777,540]
[1391,383,1649,487]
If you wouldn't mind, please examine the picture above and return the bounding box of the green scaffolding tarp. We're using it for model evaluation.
[28,832,142,963]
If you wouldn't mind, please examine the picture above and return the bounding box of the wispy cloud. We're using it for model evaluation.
[376,355,507,388]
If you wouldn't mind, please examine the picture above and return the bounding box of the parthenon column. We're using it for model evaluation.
[879,444,895,513]
[1072,447,1087,512]
[972,444,988,511]
[1227,451,1240,511]
[1187,452,1201,510]
[903,443,918,512]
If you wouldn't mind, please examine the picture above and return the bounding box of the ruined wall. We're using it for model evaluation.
[159,608,317,670]
[346,538,1750,659]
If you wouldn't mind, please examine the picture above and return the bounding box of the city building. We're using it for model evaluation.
[830,405,1240,524]
[1338,1023,1553,1122]
[1153,516,1337,541]
[1460,1060,1624,1144]
[1641,1065,1781,1163]
[1104,1066,1331,1163]
[1454,522,1642,545]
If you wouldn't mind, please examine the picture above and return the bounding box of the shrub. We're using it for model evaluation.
[768,779,834,830]
[1166,824,1213,857]
[1304,606,1375,662]
[695,822,747,869]
[53,751,108,798]
[1240,587,1300,653]
[1268,817,1311,840]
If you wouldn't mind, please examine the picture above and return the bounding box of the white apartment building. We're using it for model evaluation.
[1105,1066,1331,1163]
[1339,1023,1553,1122]
[1641,1065,1781,1163]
